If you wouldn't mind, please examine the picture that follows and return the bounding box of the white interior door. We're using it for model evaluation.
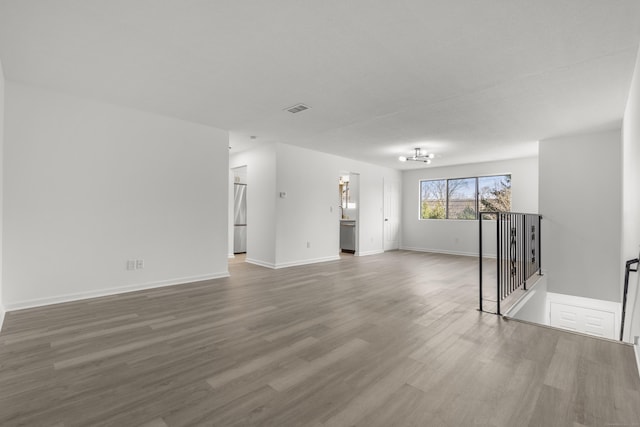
[384,179,399,251]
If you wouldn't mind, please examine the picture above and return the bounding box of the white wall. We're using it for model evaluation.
[228,169,235,258]
[275,144,342,266]
[275,143,401,265]
[539,129,622,303]
[3,82,230,309]
[231,143,401,269]
[623,45,640,343]
[507,276,548,325]
[0,58,5,328]
[230,144,277,267]
[401,156,538,256]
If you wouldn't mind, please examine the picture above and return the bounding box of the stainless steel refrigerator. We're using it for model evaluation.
[233,183,247,253]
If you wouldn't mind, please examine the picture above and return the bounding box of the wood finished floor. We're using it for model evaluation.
[1,251,639,427]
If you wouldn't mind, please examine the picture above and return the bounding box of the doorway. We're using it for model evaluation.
[338,173,359,255]
[231,166,247,258]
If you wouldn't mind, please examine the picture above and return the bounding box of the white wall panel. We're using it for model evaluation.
[3,83,230,309]
[540,129,622,302]
[622,45,640,344]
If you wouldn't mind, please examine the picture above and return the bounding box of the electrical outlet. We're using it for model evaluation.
[126,259,136,271]
[634,336,639,345]
[306,241,311,248]
[135,259,144,269]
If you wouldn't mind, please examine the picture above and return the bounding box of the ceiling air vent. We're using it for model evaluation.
[284,103,310,114]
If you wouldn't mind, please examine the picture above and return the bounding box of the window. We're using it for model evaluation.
[478,175,511,213]
[419,174,511,220]
[447,177,477,220]
[420,179,446,219]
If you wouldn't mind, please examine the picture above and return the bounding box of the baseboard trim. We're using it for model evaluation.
[247,255,342,270]
[400,246,496,258]
[274,256,341,269]
[0,304,5,333]
[228,253,235,259]
[355,249,384,257]
[246,258,276,269]
[4,272,230,312]
[635,345,640,379]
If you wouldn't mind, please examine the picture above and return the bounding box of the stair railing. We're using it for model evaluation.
[479,212,542,315]
[620,258,639,341]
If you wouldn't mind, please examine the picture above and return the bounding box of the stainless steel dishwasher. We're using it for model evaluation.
[340,220,356,253]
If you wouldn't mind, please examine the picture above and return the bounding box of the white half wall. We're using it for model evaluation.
[539,129,622,303]
[401,156,538,256]
[547,292,620,340]
[623,45,640,343]
[507,275,621,340]
[506,276,549,326]
[3,82,230,309]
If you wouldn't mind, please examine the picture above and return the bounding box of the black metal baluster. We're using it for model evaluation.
[538,215,542,274]
[478,213,483,312]
[523,214,528,287]
[496,213,502,315]
[480,212,542,316]
[505,214,509,299]
[500,215,509,299]
[620,258,639,340]
[502,213,506,303]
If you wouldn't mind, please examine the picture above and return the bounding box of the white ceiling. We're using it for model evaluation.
[1,0,639,169]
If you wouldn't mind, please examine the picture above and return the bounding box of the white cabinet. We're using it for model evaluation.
[550,301,616,339]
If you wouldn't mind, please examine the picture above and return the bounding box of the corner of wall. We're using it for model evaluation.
[635,344,640,379]
[0,54,5,332]
[230,143,278,268]
[622,43,640,344]
[0,306,6,333]
[539,129,622,302]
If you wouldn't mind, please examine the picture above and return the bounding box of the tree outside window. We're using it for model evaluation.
[447,178,477,220]
[420,174,511,220]
[420,179,446,219]
[479,175,511,213]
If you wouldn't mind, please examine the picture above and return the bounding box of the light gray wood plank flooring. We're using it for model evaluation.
[1,250,639,426]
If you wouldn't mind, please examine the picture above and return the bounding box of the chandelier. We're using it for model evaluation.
[398,148,435,163]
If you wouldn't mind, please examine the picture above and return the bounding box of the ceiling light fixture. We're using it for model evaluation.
[398,148,435,163]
